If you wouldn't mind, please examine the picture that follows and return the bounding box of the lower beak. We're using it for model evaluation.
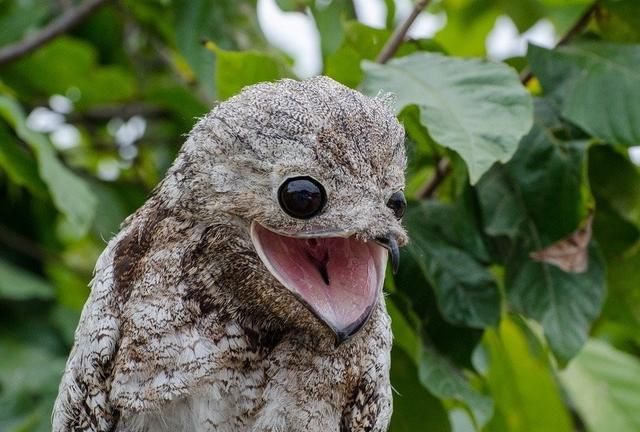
[375,234,400,274]
[333,306,375,346]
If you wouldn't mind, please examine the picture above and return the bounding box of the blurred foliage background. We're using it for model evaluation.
[1,0,639,431]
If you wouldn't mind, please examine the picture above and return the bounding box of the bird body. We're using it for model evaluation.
[53,77,407,432]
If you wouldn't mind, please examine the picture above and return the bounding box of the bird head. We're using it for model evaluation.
[165,77,407,344]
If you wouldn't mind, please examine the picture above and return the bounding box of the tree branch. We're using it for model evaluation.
[0,0,110,66]
[417,158,451,199]
[520,2,599,85]
[375,0,432,64]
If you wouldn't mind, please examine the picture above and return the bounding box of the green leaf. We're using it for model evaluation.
[589,145,640,228]
[208,44,292,100]
[0,96,96,234]
[174,0,267,98]
[0,122,46,195]
[326,22,390,88]
[404,201,500,328]
[361,52,533,183]
[434,0,499,57]
[0,338,65,432]
[310,0,355,58]
[175,0,217,97]
[0,0,50,46]
[602,249,640,333]
[597,0,640,42]
[0,259,53,301]
[506,245,606,361]
[561,339,640,432]
[478,123,592,245]
[391,347,451,432]
[387,298,420,361]
[502,0,545,33]
[482,318,573,432]
[476,103,606,360]
[419,346,493,428]
[528,42,640,147]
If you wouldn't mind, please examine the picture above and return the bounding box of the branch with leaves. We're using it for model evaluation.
[410,1,600,198]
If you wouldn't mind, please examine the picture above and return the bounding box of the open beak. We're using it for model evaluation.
[250,222,392,345]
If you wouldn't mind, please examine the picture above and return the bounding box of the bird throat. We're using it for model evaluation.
[250,222,388,343]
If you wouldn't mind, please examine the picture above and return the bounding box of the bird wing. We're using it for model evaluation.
[341,363,393,432]
[52,229,126,432]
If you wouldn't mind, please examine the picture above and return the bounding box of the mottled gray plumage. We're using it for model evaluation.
[53,76,407,432]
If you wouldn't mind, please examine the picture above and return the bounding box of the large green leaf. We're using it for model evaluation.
[404,201,500,329]
[483,318,572,432]
[0,259,53,301]
[419,346,493,428]
[561,339,640,432]
[528,42,640,147]
[0,96,96,234]
[390,347,451,432]
[361,52,533,183]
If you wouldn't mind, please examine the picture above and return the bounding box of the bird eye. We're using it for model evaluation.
[387,191,406,219]
[278,176,327,219]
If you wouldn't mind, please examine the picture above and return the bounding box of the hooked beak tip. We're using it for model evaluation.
[375,235,400,274]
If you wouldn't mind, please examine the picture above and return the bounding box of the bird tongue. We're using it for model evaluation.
[250,222,387,340]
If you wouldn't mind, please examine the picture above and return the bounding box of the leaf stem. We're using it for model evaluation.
[375,0,432,64]
[0,0,110,66]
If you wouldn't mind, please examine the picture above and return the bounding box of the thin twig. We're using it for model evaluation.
[0,0,110,66]
[375,0,431,64]
[520,2,599,85]
[417,159,451,199]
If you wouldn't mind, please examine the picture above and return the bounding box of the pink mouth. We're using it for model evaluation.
[250,222,388,342]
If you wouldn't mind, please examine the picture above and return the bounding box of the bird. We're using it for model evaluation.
[52,76,408,432]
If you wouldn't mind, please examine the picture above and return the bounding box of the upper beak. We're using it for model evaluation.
[375,234,400,274]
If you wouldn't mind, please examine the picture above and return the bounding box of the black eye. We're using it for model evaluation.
[278,176,327,219]
[387,191,406,219]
